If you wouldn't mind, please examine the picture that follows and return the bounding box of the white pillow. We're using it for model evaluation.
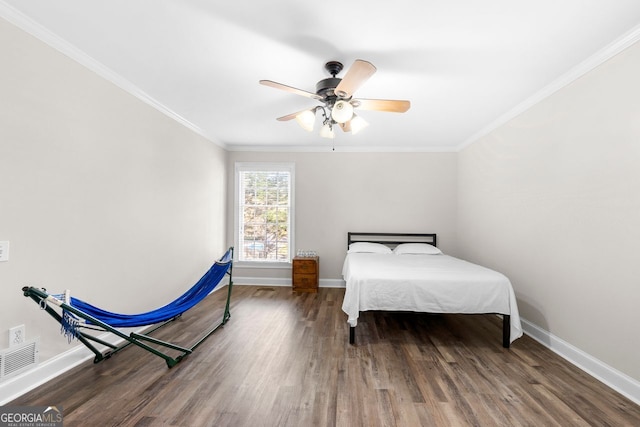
[393,243,441,255]
[348,242,392,254]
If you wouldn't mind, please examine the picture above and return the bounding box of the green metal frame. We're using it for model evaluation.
[22,248,234,368]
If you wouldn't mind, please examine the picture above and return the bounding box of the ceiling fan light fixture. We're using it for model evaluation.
[350,114,369,135]
[295,109,316,132]
[331,100,354,123]
[261,59,410,141]
[320,122,335,139]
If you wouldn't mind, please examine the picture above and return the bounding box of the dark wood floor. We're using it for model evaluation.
[11,285,640,426]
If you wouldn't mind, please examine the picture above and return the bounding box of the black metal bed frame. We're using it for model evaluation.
[346,233,510,348]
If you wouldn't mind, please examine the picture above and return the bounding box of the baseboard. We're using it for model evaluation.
[320,278,345,288]
[521,318,640,406]
[233,277,345,288]
[0,282,230,405]
[0,328,142,405]
[232,277,291,287]
[5,289,636,407]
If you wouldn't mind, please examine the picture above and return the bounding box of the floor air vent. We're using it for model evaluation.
[0,339,39,380]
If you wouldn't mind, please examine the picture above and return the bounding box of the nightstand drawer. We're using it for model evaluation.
[293,273,316,287]
[294,260,317,274]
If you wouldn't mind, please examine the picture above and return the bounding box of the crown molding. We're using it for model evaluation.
[226,144,456,153]
[0,2,227,150]
[4,1,639,155]
[457,23,640,152]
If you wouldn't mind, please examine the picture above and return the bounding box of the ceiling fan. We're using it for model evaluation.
[259,60,410,138]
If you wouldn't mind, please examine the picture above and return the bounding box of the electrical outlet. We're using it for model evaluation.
[0,241,9,262]
[9,325,25,347]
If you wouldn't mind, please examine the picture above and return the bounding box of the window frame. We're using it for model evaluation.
[233,162,295,267]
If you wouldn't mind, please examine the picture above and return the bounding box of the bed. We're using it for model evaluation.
[341,232,522,347]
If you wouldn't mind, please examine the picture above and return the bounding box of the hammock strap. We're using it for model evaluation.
[48,290,81,343]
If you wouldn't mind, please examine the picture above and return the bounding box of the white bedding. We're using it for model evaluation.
[341,253,523,343]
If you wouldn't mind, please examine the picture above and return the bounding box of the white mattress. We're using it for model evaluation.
[341,253,523,343]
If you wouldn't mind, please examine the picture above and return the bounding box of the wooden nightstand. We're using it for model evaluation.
[292,256,319,293]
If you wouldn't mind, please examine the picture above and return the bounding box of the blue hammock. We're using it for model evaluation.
[23,247,234,368]
[68,248,232,328]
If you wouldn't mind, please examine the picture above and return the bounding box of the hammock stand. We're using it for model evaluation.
[22,247,234,368]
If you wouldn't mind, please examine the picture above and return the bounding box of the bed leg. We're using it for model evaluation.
[503,315,510,348]
[349,326,355,344]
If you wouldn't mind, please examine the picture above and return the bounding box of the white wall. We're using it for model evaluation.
[3,7,638,402]
[458,41,640,381]
[227,151,458,282]
[0,18,228,361]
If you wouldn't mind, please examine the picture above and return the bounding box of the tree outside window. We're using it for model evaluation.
[236,163,294,262]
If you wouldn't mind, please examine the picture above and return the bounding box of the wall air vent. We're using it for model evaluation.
[0,339,39,380]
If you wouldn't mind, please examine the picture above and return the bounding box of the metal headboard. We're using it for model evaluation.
[347,232,437,249]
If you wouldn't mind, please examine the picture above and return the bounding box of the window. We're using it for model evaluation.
[234,162,294,263]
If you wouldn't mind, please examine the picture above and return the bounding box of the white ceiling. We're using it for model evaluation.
[2,1,640,152]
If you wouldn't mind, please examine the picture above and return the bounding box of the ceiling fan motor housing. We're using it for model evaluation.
[315,61,346,101]
[315,77,342,100]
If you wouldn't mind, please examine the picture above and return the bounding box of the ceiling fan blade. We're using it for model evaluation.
[276,108,315,121]
[338,121,352,132]
[259,80,322,100]
[334,60,376,98]
[353,98,411,113]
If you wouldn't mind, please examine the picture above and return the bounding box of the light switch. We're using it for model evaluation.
[0,241,9,262]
